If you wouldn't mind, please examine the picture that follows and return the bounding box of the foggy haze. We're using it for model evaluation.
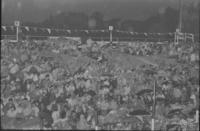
[1,0,199,24]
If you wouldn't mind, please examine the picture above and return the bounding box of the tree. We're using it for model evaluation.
[90,11,104,29]
[120,20,141,32]
[67,12,88,29]
[162,7,179,32]
[120,20,134,31]
[144,7,179,33]
[182,2,199,34]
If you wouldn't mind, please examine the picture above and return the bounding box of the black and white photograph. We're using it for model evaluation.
[1,0,199,130]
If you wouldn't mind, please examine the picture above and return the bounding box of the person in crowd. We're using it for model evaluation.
[1,39,199,130]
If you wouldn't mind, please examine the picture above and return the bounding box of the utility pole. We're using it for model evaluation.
[175,0,183,45]
[178,0,183,32]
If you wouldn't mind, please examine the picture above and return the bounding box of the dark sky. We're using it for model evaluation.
[1,0,198,24]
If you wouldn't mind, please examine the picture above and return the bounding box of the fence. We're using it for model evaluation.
[1,25,198,42]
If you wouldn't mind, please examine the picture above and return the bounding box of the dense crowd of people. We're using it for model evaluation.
[1,38,199,130]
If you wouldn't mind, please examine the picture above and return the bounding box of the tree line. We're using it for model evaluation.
[23,3,199,34]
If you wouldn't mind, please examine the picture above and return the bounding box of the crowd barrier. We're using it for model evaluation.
[1,25,198,42]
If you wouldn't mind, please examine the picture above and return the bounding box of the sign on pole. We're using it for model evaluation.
[109,26,113,31]
[14,21,20,42]
[14,21,20,27]
[109,26,113,43]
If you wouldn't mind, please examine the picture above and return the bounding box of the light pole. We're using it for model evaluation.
[175,0,183,45]
[178,0,183,32]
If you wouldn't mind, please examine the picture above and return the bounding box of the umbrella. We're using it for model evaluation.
[136,89,153,96]
[129,109,151,116]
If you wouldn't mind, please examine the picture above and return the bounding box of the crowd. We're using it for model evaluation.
[1,38,199,130]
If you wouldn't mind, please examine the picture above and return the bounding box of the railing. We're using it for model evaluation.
[1,25,198,42]
[1,35,175,42]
